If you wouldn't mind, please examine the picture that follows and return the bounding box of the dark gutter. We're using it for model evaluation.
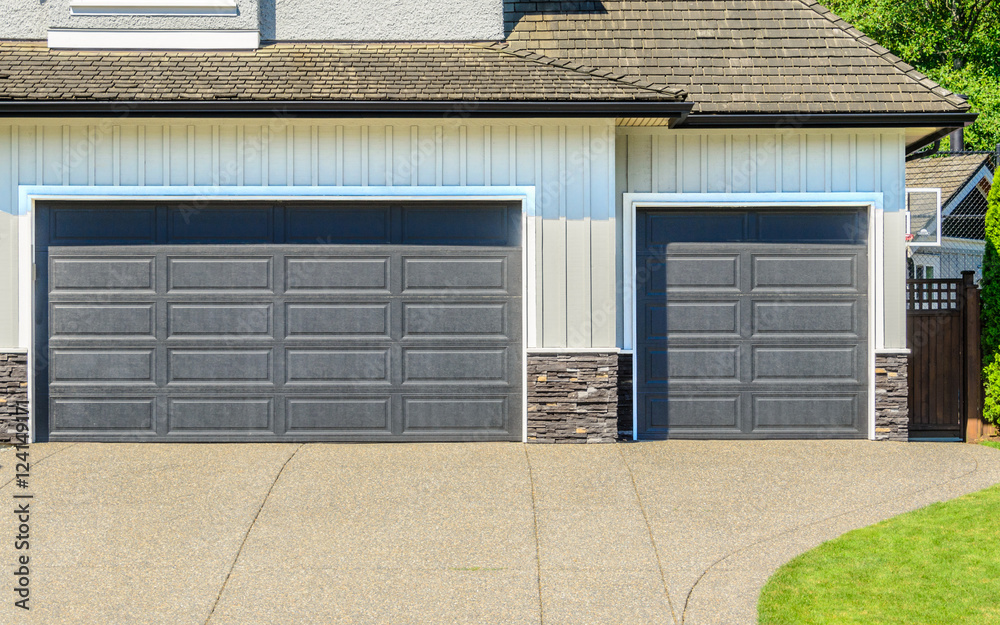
[0,100,694,118]
[678,112,977,129]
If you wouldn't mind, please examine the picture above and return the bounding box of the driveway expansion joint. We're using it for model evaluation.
[617,445,679,625]
[523,445,545,625]
[204,443,303,625]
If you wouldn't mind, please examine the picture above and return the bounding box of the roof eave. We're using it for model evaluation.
[0,99,694,118]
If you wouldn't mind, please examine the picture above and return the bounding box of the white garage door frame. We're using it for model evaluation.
[17,184,537,443]
[622,192,885,441]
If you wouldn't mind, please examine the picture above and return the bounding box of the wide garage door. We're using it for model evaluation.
[36,202,522,442]
[636,208,868,439]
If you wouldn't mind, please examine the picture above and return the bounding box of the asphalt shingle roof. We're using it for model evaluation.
[503,0,968,114]
[0,41,686,102]
[906,153,993,203]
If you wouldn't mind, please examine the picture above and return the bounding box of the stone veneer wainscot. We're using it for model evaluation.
[875,354,909,441]
[527,351,619,443]
[0,352,28,444]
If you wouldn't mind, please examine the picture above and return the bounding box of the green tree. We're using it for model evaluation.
[982,175,1000,425]
[823,0,1000,150]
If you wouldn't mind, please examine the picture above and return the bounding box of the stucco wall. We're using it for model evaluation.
[0,0,258,39]
[0,0,504,41]
[260,0,504,41]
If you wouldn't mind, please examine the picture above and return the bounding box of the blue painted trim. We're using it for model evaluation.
[17,185,538,217]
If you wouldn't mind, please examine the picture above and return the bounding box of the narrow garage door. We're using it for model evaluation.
[36,202,522,442]
[636,209,868,439]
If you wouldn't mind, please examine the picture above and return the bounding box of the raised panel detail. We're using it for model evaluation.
[286,398,390,431]
[653,302,739,336]
[285,206,390,244]
[51,398,155,431]
[403,349,506,382]
[167,207,272,243]
[168,304,271,336]
[753,301,857,334]
[666,256,739,289]
[401,207,508,245]
[285,349,389,383]
[168,399,272,430]
[285,258,388,290]
[404,258,505,290]
[168,350,272,383]
[50,304,153,336]
[753,256,857,289]
[50,350,154,382]
[285,304,388,337]
[403,397,507,430]
[646,396,740,429]
[168,258,271,291]
[753,347,858,381]
[51,258,153,290]
[752,395,858,429]
[50,207,155,245]
[652,346,739,381]
[403,303,506,336]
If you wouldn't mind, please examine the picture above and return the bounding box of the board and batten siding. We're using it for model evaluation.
[616,128,909,350]
[0,119,618,350]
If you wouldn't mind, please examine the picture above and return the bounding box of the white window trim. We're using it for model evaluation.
[69,0,239,16]
[903,187,942,247]
[622,192,885,441]
[48,28,259,50]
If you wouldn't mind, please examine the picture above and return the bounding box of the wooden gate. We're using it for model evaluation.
[906,272,982,440]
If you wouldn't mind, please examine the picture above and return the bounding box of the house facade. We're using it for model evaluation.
[0,1,975,443]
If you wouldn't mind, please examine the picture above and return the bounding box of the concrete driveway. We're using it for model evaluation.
[2,441,999,625]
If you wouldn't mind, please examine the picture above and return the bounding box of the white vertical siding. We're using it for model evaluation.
[0,119,618,350]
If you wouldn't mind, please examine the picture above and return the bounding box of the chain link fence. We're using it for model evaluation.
[908,150,996,281]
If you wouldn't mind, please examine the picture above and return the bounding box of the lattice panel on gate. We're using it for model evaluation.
[906,279,962,312]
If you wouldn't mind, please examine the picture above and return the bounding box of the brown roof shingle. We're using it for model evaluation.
[0,41,686,102]
[906,153,993,202]
[503,0,968,114]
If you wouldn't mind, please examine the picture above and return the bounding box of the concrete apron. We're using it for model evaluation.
[1,440,998,625]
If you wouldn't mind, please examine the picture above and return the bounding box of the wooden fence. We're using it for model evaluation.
[906,272,988,441]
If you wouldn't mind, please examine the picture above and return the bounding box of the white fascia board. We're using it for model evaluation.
[48,29,259,50]
[70,0,238,16]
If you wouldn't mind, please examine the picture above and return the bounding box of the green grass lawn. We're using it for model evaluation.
[758,454,1000,625]
[982,440,1000,451]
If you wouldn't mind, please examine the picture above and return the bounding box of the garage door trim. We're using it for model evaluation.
[622,193,883,441]
[21,186,537,443]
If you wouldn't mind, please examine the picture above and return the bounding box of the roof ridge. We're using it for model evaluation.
[483,41,688,101]
[796,0,968,110]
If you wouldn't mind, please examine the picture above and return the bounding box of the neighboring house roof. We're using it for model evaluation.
[503,0,969,115]
[906,153,993,205]
[0,41,687,103]
[906,152,995,241]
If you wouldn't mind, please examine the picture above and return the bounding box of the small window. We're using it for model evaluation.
[69,0,239,17]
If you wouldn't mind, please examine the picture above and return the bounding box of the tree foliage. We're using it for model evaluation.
[982,174,1000,424]
[823,0,1000,150]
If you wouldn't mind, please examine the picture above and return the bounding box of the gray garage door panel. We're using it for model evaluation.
[637,209,868,439]
[38,202,523,442]
[46,246,522,441]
